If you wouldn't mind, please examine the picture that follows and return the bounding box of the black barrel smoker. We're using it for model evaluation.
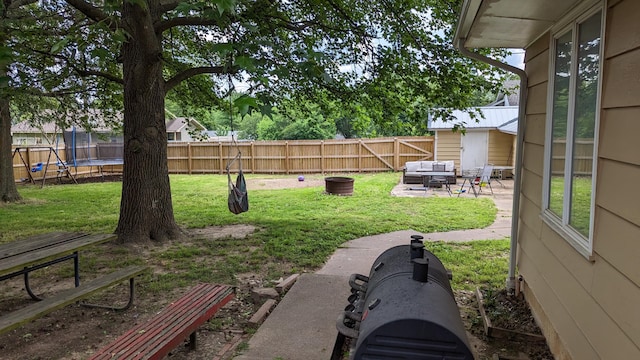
[334,235,474,359]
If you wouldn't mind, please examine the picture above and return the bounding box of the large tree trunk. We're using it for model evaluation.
[115,1,182,243]
[0,97,22,203]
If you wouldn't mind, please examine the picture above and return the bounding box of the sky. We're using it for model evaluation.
[506,49,525,70]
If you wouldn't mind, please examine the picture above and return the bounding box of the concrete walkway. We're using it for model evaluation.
[233,179,514,360]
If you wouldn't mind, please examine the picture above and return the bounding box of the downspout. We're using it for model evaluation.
[455,38,528,292]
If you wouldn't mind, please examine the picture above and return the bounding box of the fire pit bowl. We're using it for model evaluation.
[325,176,354,196]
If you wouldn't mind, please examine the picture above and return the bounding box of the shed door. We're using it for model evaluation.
[460,131,488,173]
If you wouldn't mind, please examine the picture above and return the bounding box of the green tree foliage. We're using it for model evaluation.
[18,0,507,242]
[1,0,127,202]
[274,103,336,140]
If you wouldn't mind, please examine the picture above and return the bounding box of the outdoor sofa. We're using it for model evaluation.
[402,160,457,185]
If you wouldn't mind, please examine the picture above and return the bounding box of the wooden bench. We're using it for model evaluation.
[89,283,235,360]
[0,265,149,335]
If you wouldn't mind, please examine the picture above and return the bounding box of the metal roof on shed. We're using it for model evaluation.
[497,117,518,135]
[428,106,519,130]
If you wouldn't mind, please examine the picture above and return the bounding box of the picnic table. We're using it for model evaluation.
[0,232,148,334]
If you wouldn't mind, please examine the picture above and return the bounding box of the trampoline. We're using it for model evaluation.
[63,128,124,178]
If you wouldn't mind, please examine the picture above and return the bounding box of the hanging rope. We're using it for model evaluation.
[225,53,249,214]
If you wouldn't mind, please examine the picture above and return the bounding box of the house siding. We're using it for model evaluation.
[517,1,640,358]
[433,130,461,170]
[487,130,515,166]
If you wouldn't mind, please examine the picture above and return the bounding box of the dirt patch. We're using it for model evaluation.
[244,175,326,190]
[457,289,554,359]
[25,174,329,190]
[480,287,542,335]
[0,224,269,360]
[188,224,257,239]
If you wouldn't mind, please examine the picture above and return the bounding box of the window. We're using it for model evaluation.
[543,7,603,259]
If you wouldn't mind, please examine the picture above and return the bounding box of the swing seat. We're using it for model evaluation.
[31,163,43,172]
[228,172,249,214]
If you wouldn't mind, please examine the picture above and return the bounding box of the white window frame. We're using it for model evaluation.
[542,3,604,261]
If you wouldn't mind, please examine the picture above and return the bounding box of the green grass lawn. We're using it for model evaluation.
[0,172,509,290]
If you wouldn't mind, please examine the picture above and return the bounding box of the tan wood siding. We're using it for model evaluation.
[517,238,598,360]
[609,0,624,8]
[487,130,515,166]
[525,82,547,115]
[524,113,546,146]
[517,1,640,357]
[521,283,573,360]
[522,142,544,178]
[593,209,640,287]
[601,48,640,108]
[538,230,596,293]
[604,0,640,58]
[525,47,550,87]
[525,32,550,63]
[434,130,461,170]
[591,260,640,348]
[518,195,543,239]
[521,225,640,359]
[599,106,640,166]
[519,167,543,208]
[596,159,640,226]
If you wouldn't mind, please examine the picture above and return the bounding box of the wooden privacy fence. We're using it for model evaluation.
[12,137,434,181]
[167,137,434,174]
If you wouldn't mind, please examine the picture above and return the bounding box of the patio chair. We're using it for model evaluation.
[477,164,494,195]
[429,163,452,196]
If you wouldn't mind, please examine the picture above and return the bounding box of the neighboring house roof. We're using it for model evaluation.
[166,117,206,132]
[428,106,519,131]
[487,79,520,106]
[11,121,60,134]
[11,120,117,135]
[15,117,208,140]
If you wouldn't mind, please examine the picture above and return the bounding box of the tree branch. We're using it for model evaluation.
[64,0,121,31]
[155,16,223,34]
[25,87,97,98]
[74,68,124,84]
[158,0,180,13]
[31,48,124,84]
[323,0,369,37]
[7,0,37,10]
[165,66,226,94]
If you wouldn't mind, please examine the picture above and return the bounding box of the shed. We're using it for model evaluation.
[427,106,519,173]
